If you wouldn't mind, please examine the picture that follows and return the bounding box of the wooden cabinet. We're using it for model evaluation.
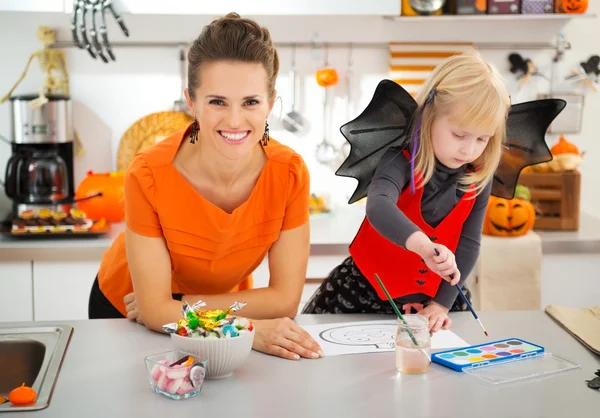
[33,261,100,321]
[0,262,34,322]
[64,0,401,15]
[0,0,65,12]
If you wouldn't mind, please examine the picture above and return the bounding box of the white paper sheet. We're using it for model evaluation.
[302,320,469,357]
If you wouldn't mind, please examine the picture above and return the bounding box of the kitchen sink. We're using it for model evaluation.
[0,325,73,412]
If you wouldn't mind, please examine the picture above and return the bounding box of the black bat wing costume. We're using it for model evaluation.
[335,79,566,203]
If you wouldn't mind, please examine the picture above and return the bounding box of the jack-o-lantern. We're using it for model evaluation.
[482,185,535,237]
[316,68,339,87]
[557,0,588,14]
[75,171,125,222]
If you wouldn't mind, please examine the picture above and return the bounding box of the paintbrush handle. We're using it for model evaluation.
[433,248,488,336]
[374,274,419,346]
[456,285,477,319]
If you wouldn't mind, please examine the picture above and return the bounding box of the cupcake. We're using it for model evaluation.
[37,208,52,220]
[19,209,35,220]
[52,210,67,222]
[69,208,86,220]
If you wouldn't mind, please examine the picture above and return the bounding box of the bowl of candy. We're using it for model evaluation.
[144,350,207,400]
[163,301,255,380]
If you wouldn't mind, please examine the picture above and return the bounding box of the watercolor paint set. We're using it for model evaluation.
[432,338,580,385]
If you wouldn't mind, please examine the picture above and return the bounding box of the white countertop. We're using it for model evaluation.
[1,208,599,261]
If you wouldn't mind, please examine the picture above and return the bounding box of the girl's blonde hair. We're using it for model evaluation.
[411,49,510,196]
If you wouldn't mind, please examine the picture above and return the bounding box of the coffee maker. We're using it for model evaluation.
[1,94,75,216]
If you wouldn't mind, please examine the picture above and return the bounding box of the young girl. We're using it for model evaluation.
[302,51,510,333]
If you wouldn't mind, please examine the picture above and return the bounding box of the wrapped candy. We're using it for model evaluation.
[162,301,253,339]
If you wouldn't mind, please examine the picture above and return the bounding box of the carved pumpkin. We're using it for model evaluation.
[557,0,588,14]
[75,171,125,222]
[482,185,535,237]
[551,135,579,155]
[316,68,339,87]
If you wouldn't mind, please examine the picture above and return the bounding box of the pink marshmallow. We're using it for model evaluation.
[156,373,170,392]
[167,377,183,394]
[166,365,190,380]
[177,380,194,395]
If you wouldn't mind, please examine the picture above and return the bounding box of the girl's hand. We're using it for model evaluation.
[252,318,324,360]
[423,244,460,285]
[406,232,460,285]
[418,301,452,333]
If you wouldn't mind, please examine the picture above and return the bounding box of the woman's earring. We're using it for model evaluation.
[189,118,199,144]
[261,121,270,146]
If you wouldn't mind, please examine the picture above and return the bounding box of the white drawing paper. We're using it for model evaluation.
[302,320,469,356]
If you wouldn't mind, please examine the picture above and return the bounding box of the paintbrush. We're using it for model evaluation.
[434,248,489,338]
[374,273,431,363]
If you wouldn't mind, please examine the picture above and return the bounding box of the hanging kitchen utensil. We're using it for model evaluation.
[315,45,337,166]
[173,45,189,113]
[116,46,193,172]
[342,44,354,159]
[282,44,306,135]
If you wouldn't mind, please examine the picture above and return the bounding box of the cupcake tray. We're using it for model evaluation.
[0,209,110,238]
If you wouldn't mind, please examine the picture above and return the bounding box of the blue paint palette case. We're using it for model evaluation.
[432,338,545,372]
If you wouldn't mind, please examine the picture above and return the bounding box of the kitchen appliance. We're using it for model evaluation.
[0,94,76,214]
[522,0,554,13]
[487,0,521,13]
[402,0,445,15]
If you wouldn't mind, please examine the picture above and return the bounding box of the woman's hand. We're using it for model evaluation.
[252,317,324,360]
[418,301,451,333]
[123,292,144,324]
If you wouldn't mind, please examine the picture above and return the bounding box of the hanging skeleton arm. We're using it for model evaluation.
[71,0,129,62]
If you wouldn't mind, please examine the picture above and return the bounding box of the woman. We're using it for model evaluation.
[89,13,323,361]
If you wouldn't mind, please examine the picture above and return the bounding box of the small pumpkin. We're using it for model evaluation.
[557,0,588,14]
[316,68,339,87]
[8,383,36,406]
[482,185,536,237]
[551,135,579,155]
[75,171,125,222]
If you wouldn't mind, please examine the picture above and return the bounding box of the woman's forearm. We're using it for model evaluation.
[181,287,299,320]
[143,286,298,333]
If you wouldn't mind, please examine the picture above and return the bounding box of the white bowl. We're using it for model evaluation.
[170,329,255,379]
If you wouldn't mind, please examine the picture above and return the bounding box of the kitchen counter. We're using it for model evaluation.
[1,312,598,418]
[1,209,600,261]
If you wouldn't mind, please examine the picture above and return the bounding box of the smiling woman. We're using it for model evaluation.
[88,12,323,362]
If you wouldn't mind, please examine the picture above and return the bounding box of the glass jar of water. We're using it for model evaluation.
[395,314,431,374]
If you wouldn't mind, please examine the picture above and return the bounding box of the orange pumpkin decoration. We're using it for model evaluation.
[482,185,536,237]
[550,135,579,155]
[556,0,588,14]
[316,68,339,87]
[75,171,125,222]
[8,384,36,406]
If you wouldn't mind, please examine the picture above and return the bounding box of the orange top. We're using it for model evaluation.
[98,125,310,316]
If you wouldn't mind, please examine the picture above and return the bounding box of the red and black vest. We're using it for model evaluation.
[349,150,476,300]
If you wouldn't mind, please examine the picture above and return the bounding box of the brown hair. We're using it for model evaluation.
[187,12,280,100]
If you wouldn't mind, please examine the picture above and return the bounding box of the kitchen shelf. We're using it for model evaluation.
[385,13,596,22]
